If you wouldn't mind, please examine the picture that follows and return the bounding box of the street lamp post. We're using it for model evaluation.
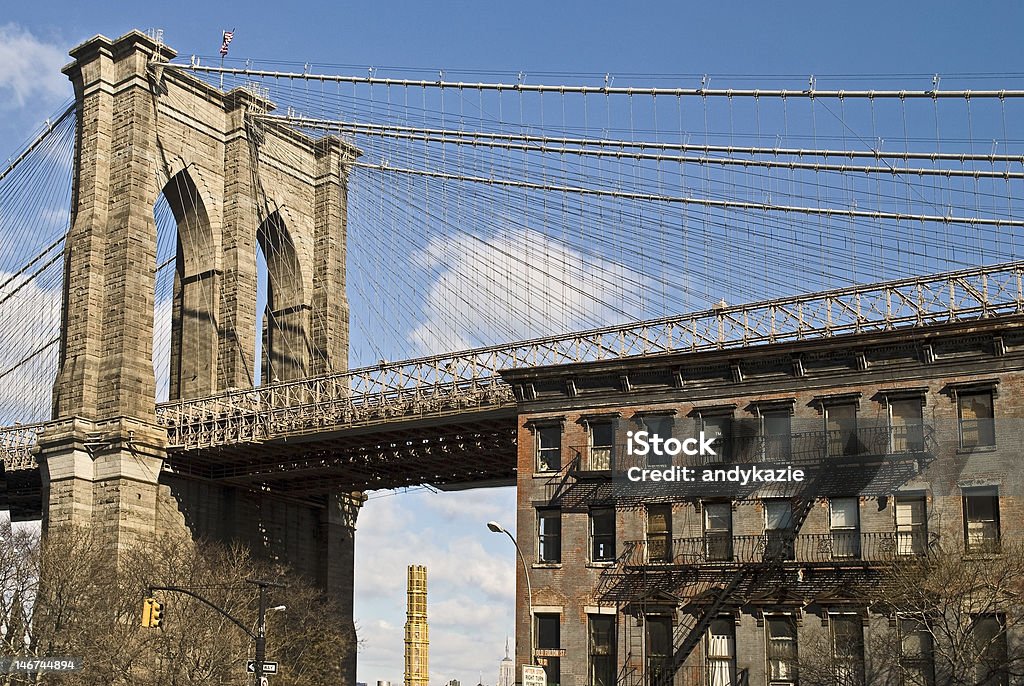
[487,521,535,666]
[251,579,286,684]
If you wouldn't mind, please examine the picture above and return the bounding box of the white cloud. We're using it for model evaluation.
[355,489,517,686]
[0,25,68,109]
[408,228,648,356]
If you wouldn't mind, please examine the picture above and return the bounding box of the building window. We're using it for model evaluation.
[704,502,733,562]
[766,615,798,685]
[972,613,1008,686]
[701,414,732,464]
[589,420,615,471]
[825,402,859,457]
[830,614,865,685]
[895,495,928,556]
[889,397,925,453]
[764,500,795,561]
[760,408,792,462]
[537,509,561,564]
[646,615,672,686]
[536,425,562,472]
[589,615,616,686]
[590,508,616,562]
[963,487,1000,554]
[899,617,935,686]
[536,613,561,686]
[706,617,736,685]
[829,498,861,559]
[646,505,672,563]
[642,415,673,467]
[958,389,995,449]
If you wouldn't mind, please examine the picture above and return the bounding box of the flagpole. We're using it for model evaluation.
[218,28,235,90]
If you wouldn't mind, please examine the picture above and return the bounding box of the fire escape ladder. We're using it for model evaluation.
[544,451,581,504]
[655,567,750,686]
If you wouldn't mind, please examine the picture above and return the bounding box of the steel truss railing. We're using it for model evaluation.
[3,262,1022,465]
[625,531,935,567]
[0,423,45,471]
[156,261,1024,450]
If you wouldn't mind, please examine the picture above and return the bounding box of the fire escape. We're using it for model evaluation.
[548,420,936,686]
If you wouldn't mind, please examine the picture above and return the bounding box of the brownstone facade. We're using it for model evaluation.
[502,317,1024,686]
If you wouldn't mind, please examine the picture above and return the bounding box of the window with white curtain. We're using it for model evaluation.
[895,495,927,556]
[706,617,736,686]
[829,498,860,559]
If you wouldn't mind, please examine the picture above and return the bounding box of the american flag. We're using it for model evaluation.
[220,30,234,57]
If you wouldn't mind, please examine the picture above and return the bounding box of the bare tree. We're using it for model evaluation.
[797,539,1024,686]
[0,523,355,685]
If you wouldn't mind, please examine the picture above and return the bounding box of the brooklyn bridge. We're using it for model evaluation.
[0,29,1022,684]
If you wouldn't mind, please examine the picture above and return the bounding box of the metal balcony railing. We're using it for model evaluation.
[625,531,934,566]
[573,424,934,475]
[637,663,749,686]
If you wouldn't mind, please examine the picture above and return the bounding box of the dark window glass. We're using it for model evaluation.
[701,414,732,463]
[646,616,672,686]
[900,618,935,686]
[591,509,616,562]
[825,402,859,457]
[538,509,561,563]
[537,425,561,472]
[764,500,795,561]
[973,614,1008,686]
[761,409,792,461]
[831,615,865,685]
[589,615,615,686]
[643,415,673,466]
[536,613,560,650]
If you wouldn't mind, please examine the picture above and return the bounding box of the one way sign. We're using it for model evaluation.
[246,660,279,674]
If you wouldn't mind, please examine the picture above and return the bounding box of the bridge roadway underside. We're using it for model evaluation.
[165,408,519,499]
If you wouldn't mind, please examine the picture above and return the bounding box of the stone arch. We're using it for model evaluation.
[257,210,308,383]
[159,168,219,399]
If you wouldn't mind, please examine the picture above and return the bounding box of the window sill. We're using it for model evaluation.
[532,562,562,569]
[586,561,616,568]
[532,471,561,478]
[956,445,997,455]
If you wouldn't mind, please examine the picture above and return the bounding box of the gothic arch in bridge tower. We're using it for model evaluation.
[158,168,219,400]
[256,209,309,383]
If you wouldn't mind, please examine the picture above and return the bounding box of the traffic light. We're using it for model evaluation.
[141,597,165,628]
[150,600,164,628]
[141,598,154,627]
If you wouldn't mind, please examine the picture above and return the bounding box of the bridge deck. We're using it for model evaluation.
[2,261,1022,510]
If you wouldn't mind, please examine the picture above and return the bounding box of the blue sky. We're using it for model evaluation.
[2,2,1023,685]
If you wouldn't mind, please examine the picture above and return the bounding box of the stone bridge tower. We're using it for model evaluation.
[37,30,359,680]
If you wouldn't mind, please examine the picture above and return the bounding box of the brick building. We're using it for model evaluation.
[501,316,1024,686]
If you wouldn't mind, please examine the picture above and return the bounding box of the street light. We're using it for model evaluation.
[487,520,535,666]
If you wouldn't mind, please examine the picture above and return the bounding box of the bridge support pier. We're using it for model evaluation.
[36,28,362,682]
[38,418,167,556]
